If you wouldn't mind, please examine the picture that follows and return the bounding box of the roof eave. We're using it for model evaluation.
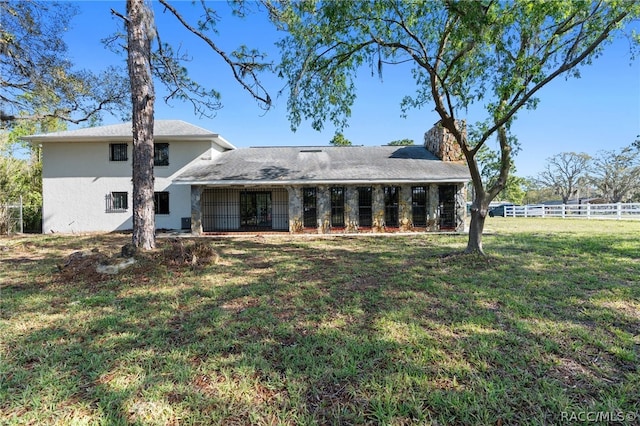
[23,133,236,150]
[174,177,470,186]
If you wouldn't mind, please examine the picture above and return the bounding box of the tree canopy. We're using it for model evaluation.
[329,133,352,146]
[272,0,639,253]
[476,144,526,205]
[1,1,129,126]
[589,145,640,203]
[388,139,415,146]
[537,152,591,204]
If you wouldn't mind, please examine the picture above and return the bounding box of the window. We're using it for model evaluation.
[154,143,169,166]
[412,186,427,227]
[358,187,372,227]
[330,187,345,227]
[109,143,128,161]
[240,191,272,228]
[302,187,317,228]
[106,192,128,212]
[384,186,400,227]
[154,192,170,214]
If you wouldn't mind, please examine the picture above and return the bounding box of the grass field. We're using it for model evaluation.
[1,218,639,425]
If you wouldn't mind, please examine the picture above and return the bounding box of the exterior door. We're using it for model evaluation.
[241,191,272,229]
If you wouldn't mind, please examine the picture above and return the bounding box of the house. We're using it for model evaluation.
[24,120,470,235]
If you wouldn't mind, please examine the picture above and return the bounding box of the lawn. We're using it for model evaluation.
[1,218,639,425]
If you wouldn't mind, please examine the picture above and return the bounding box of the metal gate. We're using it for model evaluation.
[438,185,456,230]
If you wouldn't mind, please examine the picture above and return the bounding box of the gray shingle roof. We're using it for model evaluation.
[27,120,214,137]
[175,145,470,185]
[22,120,235,149]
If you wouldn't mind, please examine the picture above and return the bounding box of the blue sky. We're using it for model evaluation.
[64,1,639,178]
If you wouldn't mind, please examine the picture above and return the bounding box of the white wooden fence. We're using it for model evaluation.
[501,203,640,220]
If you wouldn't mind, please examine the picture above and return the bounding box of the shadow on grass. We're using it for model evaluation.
[1,233,639,424]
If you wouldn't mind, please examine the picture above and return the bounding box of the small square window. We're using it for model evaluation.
[154,192,170,215]
[106,192,128,212]
[154,143,169,166]
[110,143,128,161]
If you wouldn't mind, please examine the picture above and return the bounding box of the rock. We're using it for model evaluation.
[96,258,136,275]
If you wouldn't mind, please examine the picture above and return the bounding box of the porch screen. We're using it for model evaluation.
[358,187,373,227]
[330,187,345,227]
[303,187,317,228]
[201,188,288,232]
[384,186,400,227]
[412,186,427,226]
[439,185,457,229]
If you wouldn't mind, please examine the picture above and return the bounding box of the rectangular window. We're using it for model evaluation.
[302,187,317,228]
[154,143,169,166]
[106,192,128,212]
[384,186,400,227]
[412,186,427,227]
[330,187,345,227]
[358,187,372,227]
[109,143,128,161]
[154,191,170,214]
[240,191,272,228]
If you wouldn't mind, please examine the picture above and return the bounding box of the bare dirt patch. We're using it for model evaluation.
[55,239,221,285]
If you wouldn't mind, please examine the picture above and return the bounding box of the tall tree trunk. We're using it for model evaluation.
[127,0,156,250]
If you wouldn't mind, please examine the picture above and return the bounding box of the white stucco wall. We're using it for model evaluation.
[41,139,218,233]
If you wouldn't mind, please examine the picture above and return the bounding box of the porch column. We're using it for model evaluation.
[399,184,413,231]
[317,185,331,233]
[345,186,359,232]
[286,186,303,233]
[428,184,439,231]
[190,185,203,235]
[372,185,385,232]
[455,183,467,232]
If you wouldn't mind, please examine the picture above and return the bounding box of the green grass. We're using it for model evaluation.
[1,218,639,425]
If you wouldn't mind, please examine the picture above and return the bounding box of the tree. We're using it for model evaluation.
[388,139,414,146]
[125,0,156,250]
[0,1,129,126]
[272,1,639,254]
[112,0,273,249]
[0,119,64,233]
[537,152,591,204]
[329,133,352,146]
[476,143,526,205]
[522,178,557,205]
[1,0,127,234]
[588,145,640,203]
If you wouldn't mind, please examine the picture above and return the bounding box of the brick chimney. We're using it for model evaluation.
[424,120,466,162]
